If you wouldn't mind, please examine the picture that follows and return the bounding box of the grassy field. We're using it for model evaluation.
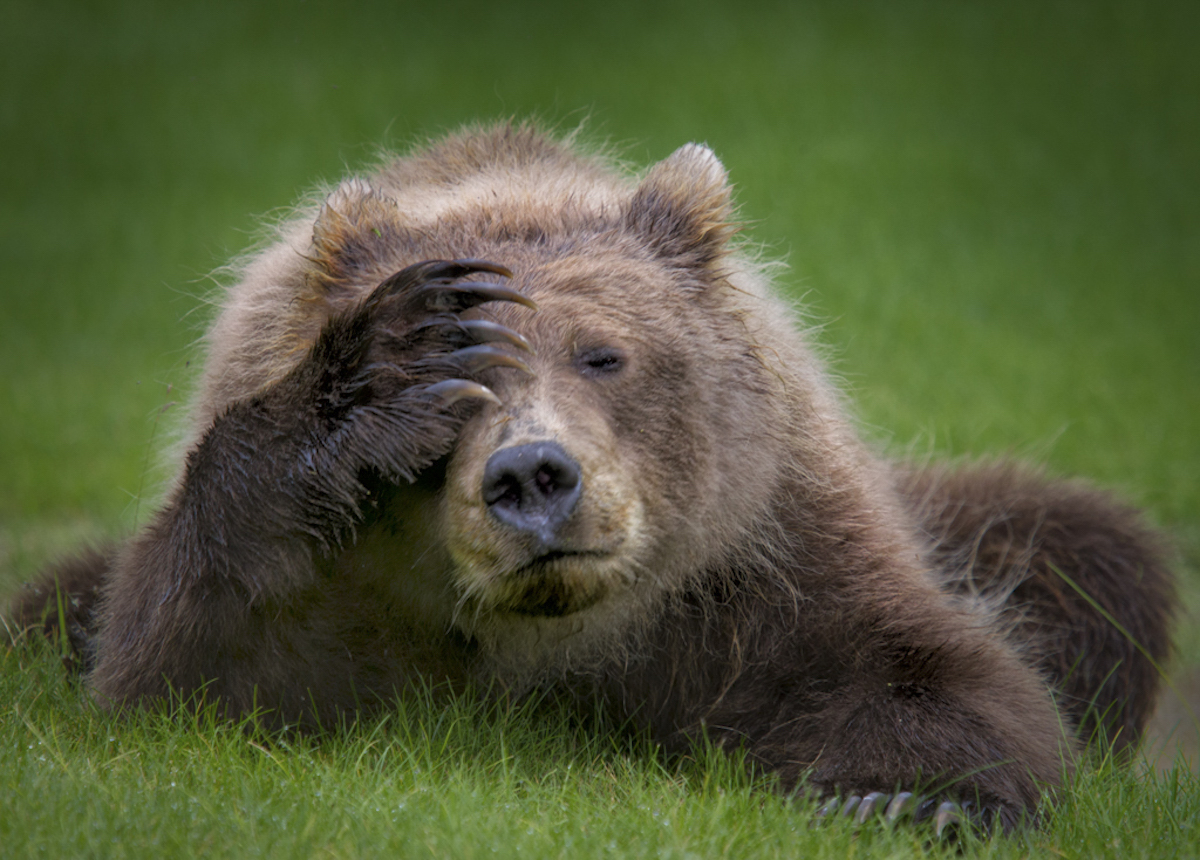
[2,0,1197,856]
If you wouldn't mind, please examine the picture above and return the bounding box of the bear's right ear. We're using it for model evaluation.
[309,178,402,293]
[625,143,735,269]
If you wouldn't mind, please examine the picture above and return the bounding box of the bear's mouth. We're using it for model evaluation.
[501,549,612,616]
[525,548,595,566]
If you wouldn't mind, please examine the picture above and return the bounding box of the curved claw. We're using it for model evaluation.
[379,259,513,293]
[854,792,890,823]
[370,259,517,312]
[415,280,538,313]
[446,344,533,375]
[885,791,915,822]
[816,797,842,819]
[423,379,501,407]
[456,318,535,352]
[814,791,984,837]
[411,317,534,353]
[443,258,513,279]
[934,801,962,838]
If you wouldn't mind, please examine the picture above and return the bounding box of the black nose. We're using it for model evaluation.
[482,442,582,548]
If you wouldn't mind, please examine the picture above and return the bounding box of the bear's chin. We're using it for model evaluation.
[460,551,632,619]
[502,557,615,617]
[504,583,596,617]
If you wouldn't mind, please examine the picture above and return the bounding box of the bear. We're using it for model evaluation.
[7,123,1175,832]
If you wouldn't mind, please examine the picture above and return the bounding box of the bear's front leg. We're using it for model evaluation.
[627,577,1069,833]
[765,611,1068,833]
[89,260,534,723]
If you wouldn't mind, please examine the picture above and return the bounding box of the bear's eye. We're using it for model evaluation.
[575,347,625,378]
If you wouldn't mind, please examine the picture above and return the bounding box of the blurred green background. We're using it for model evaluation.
[1,0,1196,719]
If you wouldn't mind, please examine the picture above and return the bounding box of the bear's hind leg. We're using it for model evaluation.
[5,545,114,673]
[899,462,1175,754]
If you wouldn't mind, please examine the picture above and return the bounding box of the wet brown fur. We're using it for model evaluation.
[5,123,1175,829]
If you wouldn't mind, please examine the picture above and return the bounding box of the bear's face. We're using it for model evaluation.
[443,248,714,624]
[210,138,807,670]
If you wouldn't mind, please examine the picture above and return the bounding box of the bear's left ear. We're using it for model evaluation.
[625,143,735,269]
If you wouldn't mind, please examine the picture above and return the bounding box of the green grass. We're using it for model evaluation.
[5,641,1197,859]
[2,0,1197,856]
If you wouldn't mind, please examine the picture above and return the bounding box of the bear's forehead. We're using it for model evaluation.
[365,209,696,337]
[377,167,627,231]
[481,249,697,344]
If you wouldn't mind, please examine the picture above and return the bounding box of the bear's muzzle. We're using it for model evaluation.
[482,441,583,552]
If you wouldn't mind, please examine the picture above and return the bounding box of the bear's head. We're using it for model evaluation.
[201,128,832,675]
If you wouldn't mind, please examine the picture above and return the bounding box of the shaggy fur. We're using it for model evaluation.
[7,124,1175,830]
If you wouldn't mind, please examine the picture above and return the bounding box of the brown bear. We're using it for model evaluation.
[7,123,1175,832]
